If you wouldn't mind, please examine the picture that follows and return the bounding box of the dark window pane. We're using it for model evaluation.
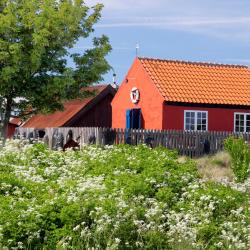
[246,127,250,132]
[186,112,190,118]
[197,112,201,119]
[197,125,201,130]
[202,125,207,131]
[235,126,239,132]
[197,118,202,125]
[202,112,207,119]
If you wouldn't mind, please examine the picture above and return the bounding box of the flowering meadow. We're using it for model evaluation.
[0,140,249,249]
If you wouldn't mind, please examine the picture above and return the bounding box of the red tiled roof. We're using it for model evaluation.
[9,117,22,126]
[22,85,108,128]
[139,57,250,106]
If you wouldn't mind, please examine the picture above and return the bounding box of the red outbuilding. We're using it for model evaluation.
[22,84,116,129]
[7,117,22,138]
[112,57,250,132]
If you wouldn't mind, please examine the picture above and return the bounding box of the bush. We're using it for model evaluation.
[224,137,250,182]
[0,140,249,249]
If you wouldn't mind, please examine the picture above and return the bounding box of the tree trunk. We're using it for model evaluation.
[1,97,12,146]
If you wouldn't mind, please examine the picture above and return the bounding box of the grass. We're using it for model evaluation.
[195,151,234,181]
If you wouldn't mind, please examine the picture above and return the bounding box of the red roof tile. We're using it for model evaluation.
[9,117,22,126]
[139,57,250,106]
[22,85,108,128]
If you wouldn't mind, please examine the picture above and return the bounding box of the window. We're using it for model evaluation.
[184,111,208,131]
[11,108,20,117]
[234,113,250,133]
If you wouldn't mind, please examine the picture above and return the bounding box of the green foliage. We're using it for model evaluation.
[224,137,250,182]
[0,0,111,140]
[0,140,249,249]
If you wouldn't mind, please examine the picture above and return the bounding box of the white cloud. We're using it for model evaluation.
[85,1,250,43]
[85,0,166,11]
[96,16,250,28]
[71,44,133,51]
[94,16,250,42]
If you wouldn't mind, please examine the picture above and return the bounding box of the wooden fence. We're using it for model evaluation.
[15,127,250,157]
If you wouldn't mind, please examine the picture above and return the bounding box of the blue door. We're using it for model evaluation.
[126,109,141,129]
[126,109,131,129]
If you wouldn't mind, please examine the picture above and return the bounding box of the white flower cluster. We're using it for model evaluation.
[0,140,249,249]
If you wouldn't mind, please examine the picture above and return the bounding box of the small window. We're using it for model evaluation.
[184,111,208,131]
[11,108,20,117]
[234,113,250,133]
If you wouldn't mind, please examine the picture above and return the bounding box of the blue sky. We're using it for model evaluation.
[75,0,250,84]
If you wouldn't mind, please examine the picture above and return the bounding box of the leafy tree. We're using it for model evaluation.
[0,0,111,143]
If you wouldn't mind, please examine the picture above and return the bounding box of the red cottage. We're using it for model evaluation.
[22,85,116,129]
[7,118,22,138]
[112,57,250,132]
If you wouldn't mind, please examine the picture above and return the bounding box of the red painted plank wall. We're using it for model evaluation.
[112,58,164,129]
[70,94,113,127]
[163,104,250,131]
[7,124,18,138]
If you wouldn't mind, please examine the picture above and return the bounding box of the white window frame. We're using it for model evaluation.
[184,110,208,131]
[234,112,250,133]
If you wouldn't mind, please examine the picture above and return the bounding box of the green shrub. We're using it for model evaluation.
[224,137,250,182]
[0,141,249,249]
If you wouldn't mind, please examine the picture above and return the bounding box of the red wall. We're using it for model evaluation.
[7,124,18,138]
[71,94,113,127]
[164,104,250,131]
[112,58,164,129]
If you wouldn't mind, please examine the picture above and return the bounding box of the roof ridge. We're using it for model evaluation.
[138,56,249,69]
